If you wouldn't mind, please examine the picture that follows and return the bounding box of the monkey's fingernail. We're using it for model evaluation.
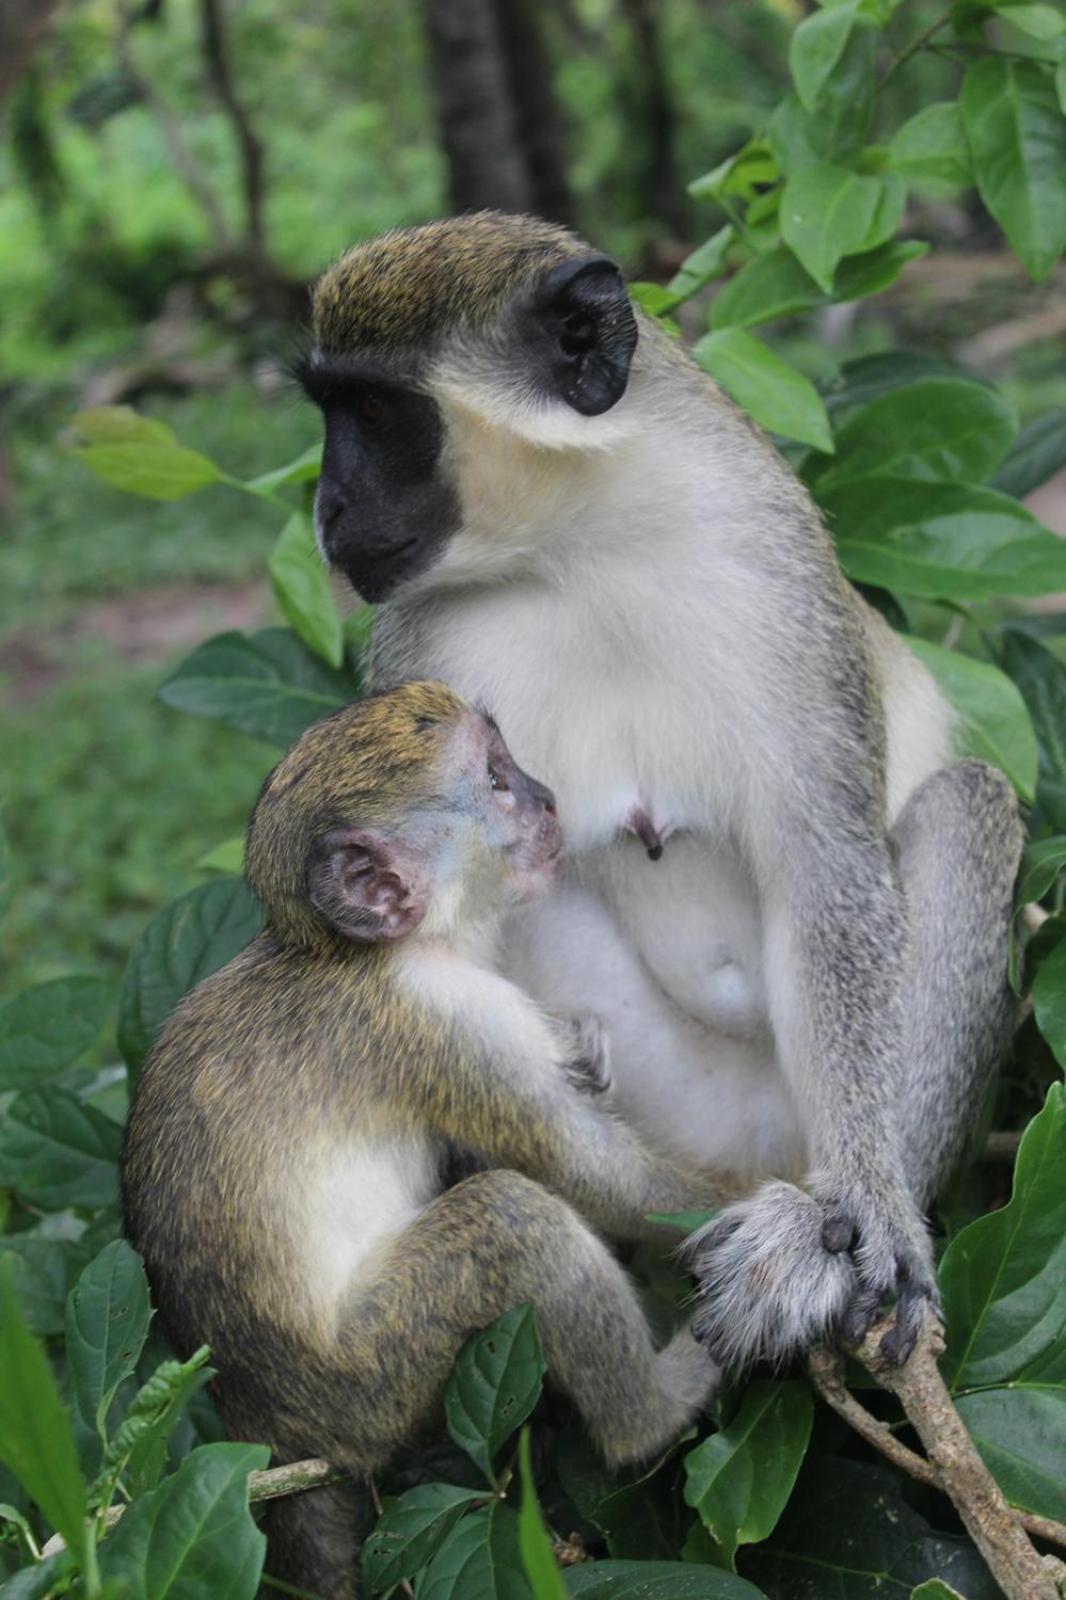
[822,1216,855,1253]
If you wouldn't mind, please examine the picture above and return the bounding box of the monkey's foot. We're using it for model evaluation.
[812,1174,938,1366]
[686,1181,856,1371]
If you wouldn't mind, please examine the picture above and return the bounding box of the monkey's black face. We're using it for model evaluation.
[302,361,460,603]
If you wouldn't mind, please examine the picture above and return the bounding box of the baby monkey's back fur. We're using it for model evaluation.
[122,682,724,1600]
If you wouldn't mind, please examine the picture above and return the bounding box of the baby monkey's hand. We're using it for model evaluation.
[559,1014,612,1098]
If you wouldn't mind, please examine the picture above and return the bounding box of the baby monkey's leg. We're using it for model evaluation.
[343,1169,720,1471]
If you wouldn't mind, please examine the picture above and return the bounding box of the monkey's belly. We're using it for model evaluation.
[502,885,806,1181]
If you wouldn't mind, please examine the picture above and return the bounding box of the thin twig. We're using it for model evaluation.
[880,12,954,87]
[810,1322,1066,1599]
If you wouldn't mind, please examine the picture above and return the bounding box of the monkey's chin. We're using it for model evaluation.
[507,846,562,903]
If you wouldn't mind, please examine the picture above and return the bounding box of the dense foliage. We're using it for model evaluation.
[2,0,1066,1596]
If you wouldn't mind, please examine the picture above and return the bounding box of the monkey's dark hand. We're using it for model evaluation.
[560,1014,612,1098]
[812,1173,938,1366]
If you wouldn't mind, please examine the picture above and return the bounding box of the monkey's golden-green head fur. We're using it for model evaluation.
[246,681,468,947]
[312,211,584,353]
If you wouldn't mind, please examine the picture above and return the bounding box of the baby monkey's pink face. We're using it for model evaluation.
[451,709,563,903]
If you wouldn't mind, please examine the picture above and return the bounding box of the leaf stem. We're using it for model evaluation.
[881,12,954,88]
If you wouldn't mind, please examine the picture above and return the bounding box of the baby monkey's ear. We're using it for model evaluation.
[518,256,638,417]
[307,827,428,943]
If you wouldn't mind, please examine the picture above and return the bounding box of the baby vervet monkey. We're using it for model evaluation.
[121,681,726,1600]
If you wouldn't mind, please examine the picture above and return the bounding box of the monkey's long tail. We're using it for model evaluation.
[258,1476,372,1600]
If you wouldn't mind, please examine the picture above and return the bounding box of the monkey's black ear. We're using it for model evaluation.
[306,827,427,943]
[522,256,638,416]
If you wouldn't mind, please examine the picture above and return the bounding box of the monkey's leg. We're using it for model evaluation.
[343,1169,720,1471]
[691,760,1022,1372]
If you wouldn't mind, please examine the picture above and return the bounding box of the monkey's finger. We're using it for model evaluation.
[879,1277,932,1366]
[840,1285,883,1346]
[822,1212,857,1254]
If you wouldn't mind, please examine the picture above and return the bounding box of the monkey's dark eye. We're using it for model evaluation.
[489,761,509,793]
[357,391,388,431]
[560,312,596,357]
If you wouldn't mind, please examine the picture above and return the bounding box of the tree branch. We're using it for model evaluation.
[198,0,267,266]
[809,1320,1066,1599]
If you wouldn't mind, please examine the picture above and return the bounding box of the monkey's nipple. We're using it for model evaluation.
[626,808,666,862]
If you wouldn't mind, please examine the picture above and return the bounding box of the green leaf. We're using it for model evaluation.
[683,1380,812,1566]
[0,807,13,925]
[445,1305,546,1486]
[0,1233,90,1337]
[1001,630,1066,824]
[0,1548,77,1599]
[812,378,1017,491]
[0,1089,121,1211]
[158,626,354,746]
[94,1348,214,1503]
[910,1583,967,1599]
[790,5,866,111]
[998,1,1066,41]
[0,1265,88,1559]
[667,227,736,301]
[955,1385,1066,1521]
[71,442,221,501]
[889,103,973,186]
[781,166,905,292]
[419,1502,531,1600]
[554,1428,692,1561]
[961,57,1066,281]
[902,639,1037,800]
[362,1483,484,1593]
[630,282,682,319]
[66,1241,152,1454]
[822,351,958,426]
[1032,934,1066,1068]
[67,406,177,448]
[710,248,823,331]
[1019,835,1066,903]
[196,836,245,875]
[692,330,833,451]
[822,480,1066,602]
[832,239,929,301]
[992,410,1066,499]
[940,1082,1066,1389]
[117,878,263,1075]
[744,1458,1000,1599]
[0,978,114,1091]
[518,1429,567,1599]
[268,511,344,669]
[97,1440,268,1598]
[245,443,321,498]
[567,1563,767,1598]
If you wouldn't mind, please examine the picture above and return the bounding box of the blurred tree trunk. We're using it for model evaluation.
[0,0,60,105]
[199,0,266,272]
[619,0,687,235]
[421,0,573,226]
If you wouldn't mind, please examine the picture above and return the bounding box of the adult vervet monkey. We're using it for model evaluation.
[298,212,1023,1370]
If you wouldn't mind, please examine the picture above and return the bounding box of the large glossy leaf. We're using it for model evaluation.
[554,1428,691,1561]
[419,1503,531,1600]
[821,479,1066,601]
[992,410,1066,498]
[267,510,344,669]
[0,1089,121,1212]
[743,1458,998,1598]
[683,1381,812,1567]
[955,1385,1066,1521]
[789,6,868,111]
[1019,835,1066,904]
[0,1267,88,1559]
[1032,933,1066,1069]
[811,379,1017,490]
[158,626,354,746]
[667,226,735,301]
[889,103,973,186]
[961,57,1066,281]
[780,166,904,293]
[117,878,263,1074]
[567,1565,766,1598]
[903,639,1037,801]
[910,1584,967,1600]
[97,1441,268,1599]
[71,441,221,501]
[710,248,824,331]
[362,1483,484,1593]
[68,407,177,448]
[692,331,833,451]
[66,1242,152,1456]
[0,1233,91,1337]
[821,351,958,426]
[940,1082,1066,1389]
[445,1306,546,1486]
[0,978,114,1091]
[1001,631,1066,826]
[769,20,876,170]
